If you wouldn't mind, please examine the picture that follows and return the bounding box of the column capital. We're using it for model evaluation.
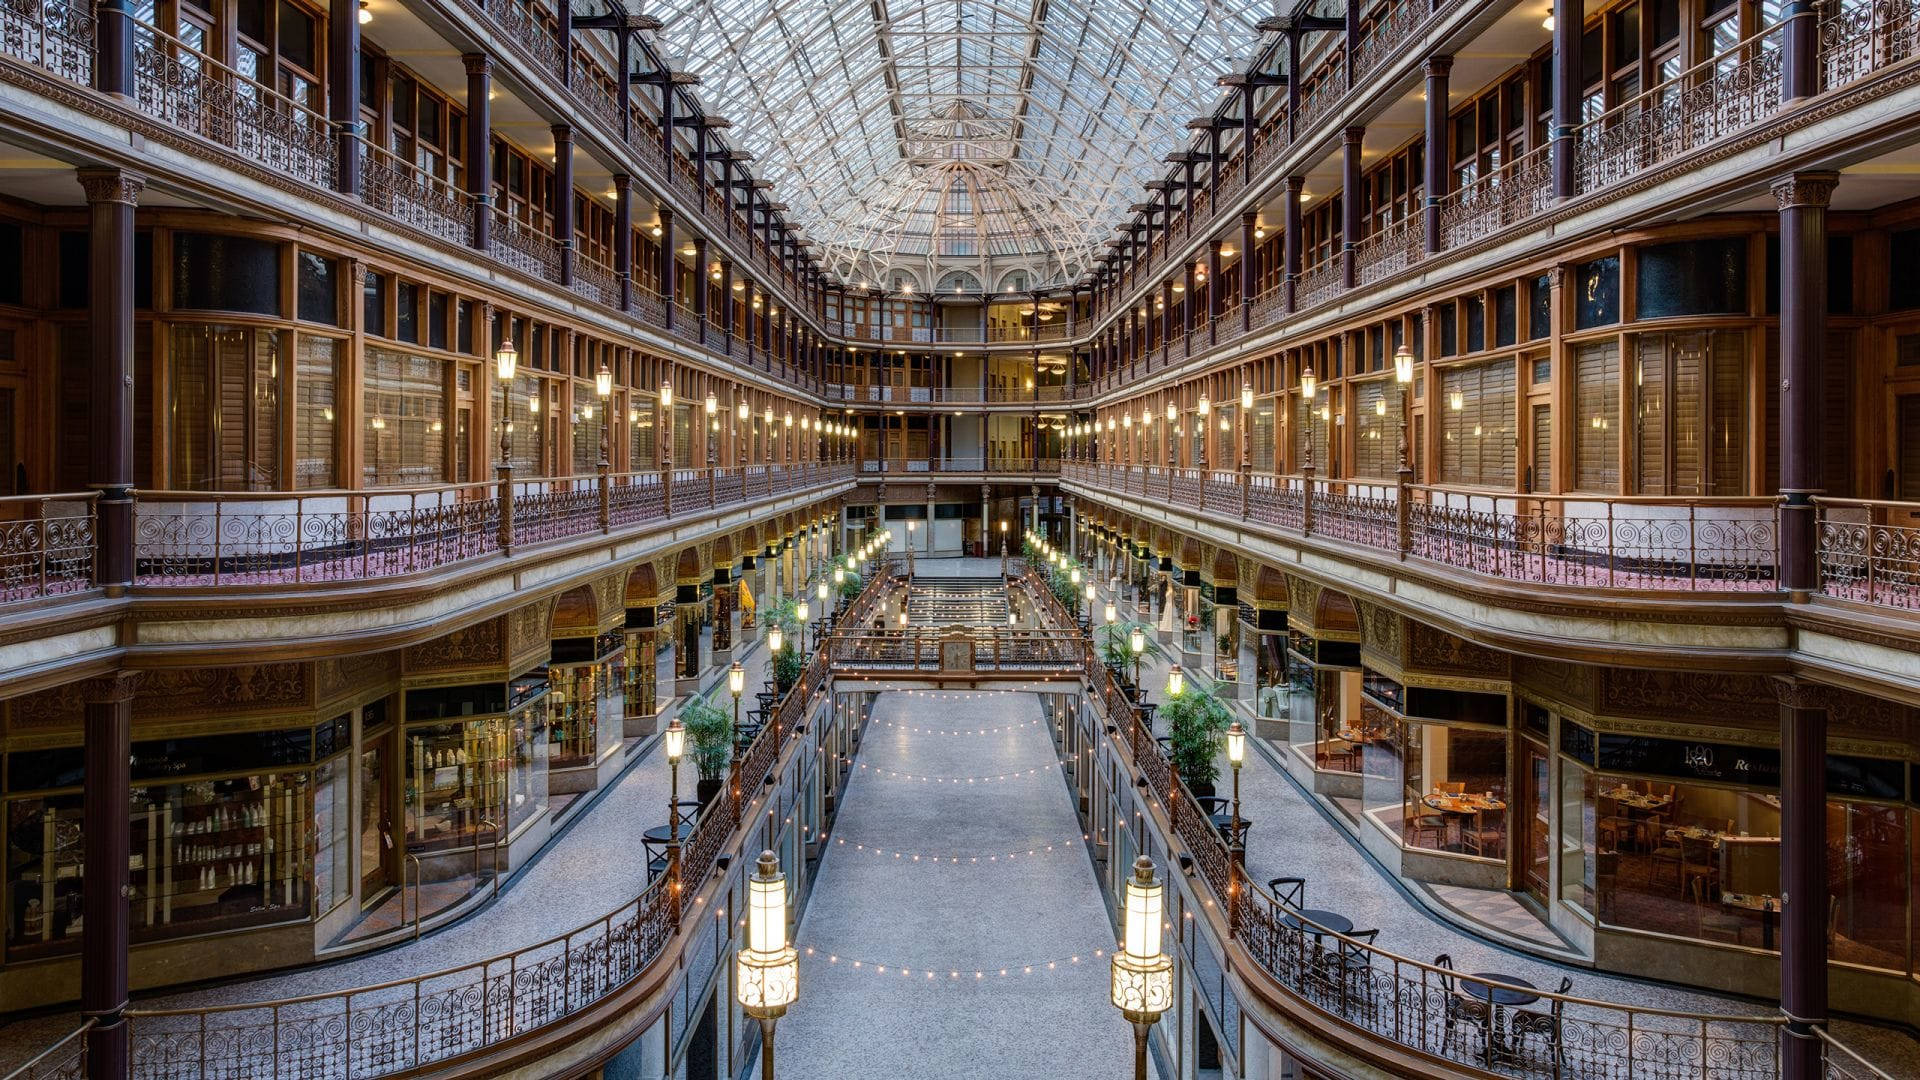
[76,168,144,206]
[1424,55,1453,78]
[463,52,492,78]
[1769,675,1831,711]
[1772,171,1840,211]
[1284,174,1305,194]
[1342,125,1365,146]
[81,670,142,702]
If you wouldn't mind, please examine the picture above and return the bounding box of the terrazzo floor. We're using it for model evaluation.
[772,687,1158,1080]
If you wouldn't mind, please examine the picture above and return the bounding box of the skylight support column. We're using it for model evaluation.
[614,177,632,311]
[1283,176,1302,313]
[1341,127,1362,289]
[1285,28,1301,141]
[694,238,710,340]
[1241,212,1256,330]
[1423,57,1451,256]
[464,54,492,252]
[659,207,676,330]
[554,125,575,288]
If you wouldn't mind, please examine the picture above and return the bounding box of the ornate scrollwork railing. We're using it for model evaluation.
[1437,143,1554,251]
[358,138,476,246]
[0,0,92,84]
[1352,215,1425,286]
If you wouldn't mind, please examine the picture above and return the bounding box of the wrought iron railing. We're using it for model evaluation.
[0,493,96,603]
[1820,0,1920,91]
[130,462,852,588]
[489,212,563,283]
[131,20,334,189]
[1815,497,1920,609]
[1064,463,1783,595]
[1574,22,1785,193]
[357,138,476,246]
[1436,144,1554,250]
[1352,215,1425,285]
[0,0,92,84]
[1296,258,1344,310]
[0,1022,89,1080]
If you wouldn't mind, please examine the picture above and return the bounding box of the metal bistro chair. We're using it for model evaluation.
[1312,928,1379,1012]
[1434,954,1491,1055]
[1268,877,1307,908]
[1508,975,1573,1070]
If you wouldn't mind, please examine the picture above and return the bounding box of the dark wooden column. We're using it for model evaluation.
[464,55,492,251]
[1423,56,1451,255]
[613,175,632,311]
[1775,172,1838,595]
[1773,677,1828,1080]
[658,206,676,329]
[1783,0,1819,101]
[327,0,360,194]
[1341,127,1363,287]
[552,125,574,286]
[1240,212,1256,328]
[1551,0,1581,198]
[83,672,138,1080]
[720,260,734,342]
[79,168,142,594]
[1283,176,1303,313]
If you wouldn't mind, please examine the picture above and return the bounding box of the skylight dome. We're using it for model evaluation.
[646,0,1263,290]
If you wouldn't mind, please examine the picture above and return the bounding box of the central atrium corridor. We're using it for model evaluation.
[780,686,1142,1079]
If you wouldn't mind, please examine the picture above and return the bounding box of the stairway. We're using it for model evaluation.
[905,577,1008,626]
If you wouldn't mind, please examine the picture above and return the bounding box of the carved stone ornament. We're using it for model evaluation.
[1601,669,1776,726]
[316,653,399,705]
[1357,602,1403,664]
[1407,621,1509,678]
[405,617,505,673]
[138,664,308,716]
[1771,171,1840,212]
[76,168,145,206]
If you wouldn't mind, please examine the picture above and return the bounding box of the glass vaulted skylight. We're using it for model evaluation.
[645,0,1266,292]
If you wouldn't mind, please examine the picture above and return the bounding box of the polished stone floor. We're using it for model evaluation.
[773,688,1156,1080]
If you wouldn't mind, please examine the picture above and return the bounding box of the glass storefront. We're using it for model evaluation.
[545,631,625,773]
[5,725,328,958]
[1359,673,1509,860]
[1556,716,1912,971]
[1282,632,1363,773]
[402,675,550,858]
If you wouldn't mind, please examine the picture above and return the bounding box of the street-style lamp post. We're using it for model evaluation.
[999,519,1009,579]
[1110,856,1173,1080]
[1300,363,1318,477]
[663,717,686,861]
[1166,666,1184,699]
[737,850,798,1080]
[906,519,917,580]
[729,661,745,732]
[1226,721,1246,856]
[1129,625,1146,697]
[494,336,517,470]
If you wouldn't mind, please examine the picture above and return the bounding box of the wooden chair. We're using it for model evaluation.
[1649,828,1685,890]
[1691,876,1746,944]
[1508,975,1572,1069]
[1434,954,1490,1054]
[1678,833,1721,897]
[1462,808,1506,860]
[1438,780,1466,795]
[1406,792,1451,849]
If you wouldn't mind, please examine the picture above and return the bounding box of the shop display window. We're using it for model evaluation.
[547,632,625,772]
[1283,634,1365,774]
[404,677,549,853]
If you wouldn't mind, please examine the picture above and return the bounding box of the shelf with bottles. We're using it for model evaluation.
[546,633,624,771]
[6,794,84,956]
[127,773,313,938]
[406,717,513,853]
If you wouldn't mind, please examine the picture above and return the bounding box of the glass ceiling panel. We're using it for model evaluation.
[644,0,1270,290]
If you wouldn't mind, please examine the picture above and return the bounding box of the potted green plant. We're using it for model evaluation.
[1097,619,1166,689]
[681,695,734,806]
[761,597,805,694]
[1162,679,1231,798]
[836,570,863,601]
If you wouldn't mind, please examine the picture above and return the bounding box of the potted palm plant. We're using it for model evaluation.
[1097,619,1166,694]
[1161,678,1232,799]
[681,695,734,806]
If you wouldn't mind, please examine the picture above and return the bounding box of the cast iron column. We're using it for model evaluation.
[659,207,676,330]
[1341,127,1363,287]
[1283,176,1302,313]
[79,168,142,594]
[464,55,492,252]
[83,673,137,1080]
[1423,57,1451,255]
[328,0,360,194]
[1551,0,1581,198]
[1240,212,1256,329]
[1775,172,1837,595]
[1775,678,1828,1080]
[553,125,574,286]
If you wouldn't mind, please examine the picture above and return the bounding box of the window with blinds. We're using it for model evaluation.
[295,336,338,489]
[1574,340,1621,491]
[1252,405,1275,472]
[672,403,693,468]
[1631,329,1747,495]
[363,347,445,487]
[167,324,283,491]
[499,373,547,476]
[1531,404,1551,492]
[571,393,603,473]
[1899,396,1920,501]
[1353,380,1398,479]
[1438,358,1516,488]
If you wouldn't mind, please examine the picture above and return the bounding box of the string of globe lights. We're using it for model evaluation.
[853,762,1055,783]
[795,945,1123,984]
[827,834,1091,863]
[870,719,1041,737]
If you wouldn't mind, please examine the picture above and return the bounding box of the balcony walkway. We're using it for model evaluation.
[1099,581,1920,1074]
[0,625,774,1072]
[775,685,1150,1079]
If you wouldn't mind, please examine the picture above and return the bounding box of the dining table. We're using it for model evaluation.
[1463,972,1541,1059]
[1720,892,1786,950]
